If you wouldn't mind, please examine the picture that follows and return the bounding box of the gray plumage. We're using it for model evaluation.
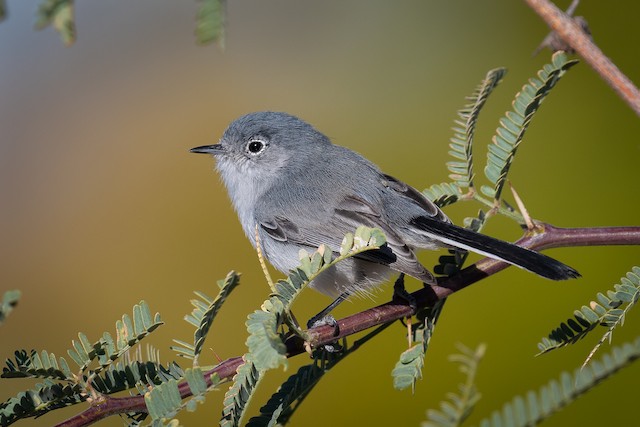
[191,112,579,299]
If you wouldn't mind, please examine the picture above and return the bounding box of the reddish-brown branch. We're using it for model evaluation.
[55,356,245,427]
[524,0,640,116]
[55,224,640,427]
[305,224,640,347]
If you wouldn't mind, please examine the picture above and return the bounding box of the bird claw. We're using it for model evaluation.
[393,273,417,312]
[307,314,342,353]
[307,313,340,334]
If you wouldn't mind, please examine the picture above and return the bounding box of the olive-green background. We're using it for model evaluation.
[1,1,639,426]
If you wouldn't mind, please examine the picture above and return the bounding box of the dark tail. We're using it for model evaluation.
[411,216,580,280]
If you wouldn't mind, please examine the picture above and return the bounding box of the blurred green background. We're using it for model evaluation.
[1,1,639,426]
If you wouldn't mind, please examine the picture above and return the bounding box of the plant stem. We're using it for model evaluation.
[524,0,640,116]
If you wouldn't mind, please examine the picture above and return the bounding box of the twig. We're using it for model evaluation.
[54,224,640,427]
[509,181,535,230]
[532,0,583,56]
[524,0,640,116]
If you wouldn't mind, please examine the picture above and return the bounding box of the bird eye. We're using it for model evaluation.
[246,139,266,155]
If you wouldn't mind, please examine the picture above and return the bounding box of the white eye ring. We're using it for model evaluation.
[246,138,267,155]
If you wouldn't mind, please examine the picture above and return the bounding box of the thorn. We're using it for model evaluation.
[255,224,276,293]
[532,0,591,56]
[509,181,535,231]
[407,316,413,348]
[210,348,223,364]
[565,0,581,16]
[83,371,104,405]
[287,309,301,331]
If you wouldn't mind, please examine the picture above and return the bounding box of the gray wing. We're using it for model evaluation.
[259,192,435,284]
[380,173,451,224]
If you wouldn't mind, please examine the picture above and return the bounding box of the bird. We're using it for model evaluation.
[191,111,579,309]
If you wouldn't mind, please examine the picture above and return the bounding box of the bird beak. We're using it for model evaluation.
[189,144,224,155]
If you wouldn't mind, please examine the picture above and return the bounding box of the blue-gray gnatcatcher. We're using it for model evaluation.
[191,112,579,305]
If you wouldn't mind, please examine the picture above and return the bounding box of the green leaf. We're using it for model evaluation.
[447,67,506,189]
[60,301,164,375]
[392,344,425,390]
[536,310,596,354]
[0,290,20,326]
[367,228,387,248]
[246,363,325,427]
[1,309,172,425]
[172,271,240,361]
[394,206,485,393]
[484,51,578,200]
[122,314,136,346]
[35,0,76,45]
[353,225,372,249]
[339,232,354,256]
[475,336,640,427]
[139,366,214,417]
[196,0,226,47]
[0,379,85,425]
[185,367,209,396]
[220,355,262,427]
[249,320,393,427]
[537,266,640,367]
[221,227,390,425]
[91,360,184,396]
[393,301,446,391]
[1,349,72,381]
[246,227,386,373]
[422,182,461,208]
[246,303,288,372]
[423,343,485,427]
[145,379,181,421]
[171,340,196,360]
[69,334,91,370]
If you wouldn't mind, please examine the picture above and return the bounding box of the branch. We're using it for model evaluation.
[55,224,640,427]
[304,224,640,347]
[524,0,640,116]
[55,357,245,427]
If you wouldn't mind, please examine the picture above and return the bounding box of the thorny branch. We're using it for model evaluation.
[525,0,640,116]
[55,224,640,426]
